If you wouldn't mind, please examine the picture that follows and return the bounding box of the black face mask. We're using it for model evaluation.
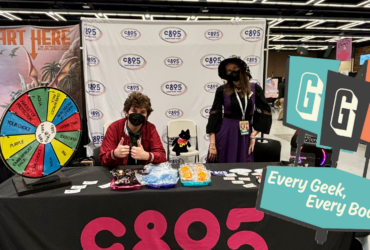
[128,113,146,126]
[228,70,240,82]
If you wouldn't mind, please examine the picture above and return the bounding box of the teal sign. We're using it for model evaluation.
[257,166,370,244]
[284,56,340,149]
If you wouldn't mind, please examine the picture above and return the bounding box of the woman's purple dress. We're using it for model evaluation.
[214,84,256,163]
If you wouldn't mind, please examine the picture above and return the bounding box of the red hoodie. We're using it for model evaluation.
[99,118,167,168]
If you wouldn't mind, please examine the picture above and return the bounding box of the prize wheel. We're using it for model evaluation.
[0,87,82,178]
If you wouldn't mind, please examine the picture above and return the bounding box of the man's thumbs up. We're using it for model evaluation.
[118,137,124,146]
[132,139,149,160]
[114,137,130,159]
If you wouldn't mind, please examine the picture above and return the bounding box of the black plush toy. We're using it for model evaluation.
[172,129,191,156]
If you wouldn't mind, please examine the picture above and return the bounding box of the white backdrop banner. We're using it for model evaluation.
[82,18,266,162]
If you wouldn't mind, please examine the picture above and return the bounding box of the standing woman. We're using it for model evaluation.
[206,55,272,163]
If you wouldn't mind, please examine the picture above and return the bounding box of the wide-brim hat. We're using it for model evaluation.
[218,55,247,80]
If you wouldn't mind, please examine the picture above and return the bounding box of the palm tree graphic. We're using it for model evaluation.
[41,61,61,84]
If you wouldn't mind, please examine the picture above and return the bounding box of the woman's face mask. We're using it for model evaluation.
[227,70,241,82]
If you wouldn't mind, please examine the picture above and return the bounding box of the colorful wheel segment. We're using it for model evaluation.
[0,87,81,178]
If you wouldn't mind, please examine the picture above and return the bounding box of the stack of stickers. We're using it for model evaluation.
[212,168,262,188]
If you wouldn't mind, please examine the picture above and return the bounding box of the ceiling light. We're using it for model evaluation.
[97,13,103,17]
[202,7,209,13]
[191,16,195,19]
[82,3,90,9]
[55,13,66,21]
[357,0,370,6]
[46,12,59,21]
[145,14,150,18]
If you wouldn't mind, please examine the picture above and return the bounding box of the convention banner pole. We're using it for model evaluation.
[261,23,270,139]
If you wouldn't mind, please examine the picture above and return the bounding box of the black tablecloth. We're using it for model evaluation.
[0,163,353,250]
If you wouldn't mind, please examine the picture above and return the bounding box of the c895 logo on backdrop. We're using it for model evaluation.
[84,25,103,41]
[88,109,104,120]
[204,82,221,93]
[118,54,147,70]
[331,89,358,138]
[85,81,106,96]
[124,83,144,93]
[244,55,260,67]
[240,27,263,42]
[162,133,177,145]
[168,158,185,164]
[200,54,225,70]
[296,73,323,122]
[204,134,210,141]
[92,133,104,147]
[205,29,223,41]
[121,28,141,40]
[161,81,188,96]
[165,109,184,119]
[200,106,212,119]
[164,57,183,68]
[159,27,187,43]
[87,55,100,67]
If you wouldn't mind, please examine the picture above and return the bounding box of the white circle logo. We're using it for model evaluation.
[161,133,177,145]
[36,122,56,144]
[204,134,210,141]
[205,29,223,41]
[118,54,147,70]
[164,57,183,68]
[124,83,144,93]
[244,55,261,67]
[84,25,103,41]
[121,28,141,40]
[88,109,104,120]
[87,55,100,67]
[161,81,188,96]
[200,106,212,119]
[92,133,104,147]
[169,158,185,164]
[204,82,221,93]
[240,27,263,42]
[200,54,225,70]
[165,108,184,119]
[159,27,187,43]
[86,81,106,96]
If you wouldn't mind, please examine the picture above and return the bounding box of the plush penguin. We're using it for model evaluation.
[172,129,191,156]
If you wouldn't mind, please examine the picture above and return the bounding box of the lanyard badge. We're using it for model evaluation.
[235,90,249,136]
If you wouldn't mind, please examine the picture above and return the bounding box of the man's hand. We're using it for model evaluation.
[131,140,149,160]
[114,137,130,159]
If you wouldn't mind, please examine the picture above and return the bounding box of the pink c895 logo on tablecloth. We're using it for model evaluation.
[80,208,267,250]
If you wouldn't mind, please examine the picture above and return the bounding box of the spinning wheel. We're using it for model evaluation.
[0,87,81,178]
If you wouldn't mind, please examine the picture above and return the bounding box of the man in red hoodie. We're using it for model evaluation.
[99,92,167,168]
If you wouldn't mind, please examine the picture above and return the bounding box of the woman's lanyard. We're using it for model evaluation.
[235,90,248,121]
